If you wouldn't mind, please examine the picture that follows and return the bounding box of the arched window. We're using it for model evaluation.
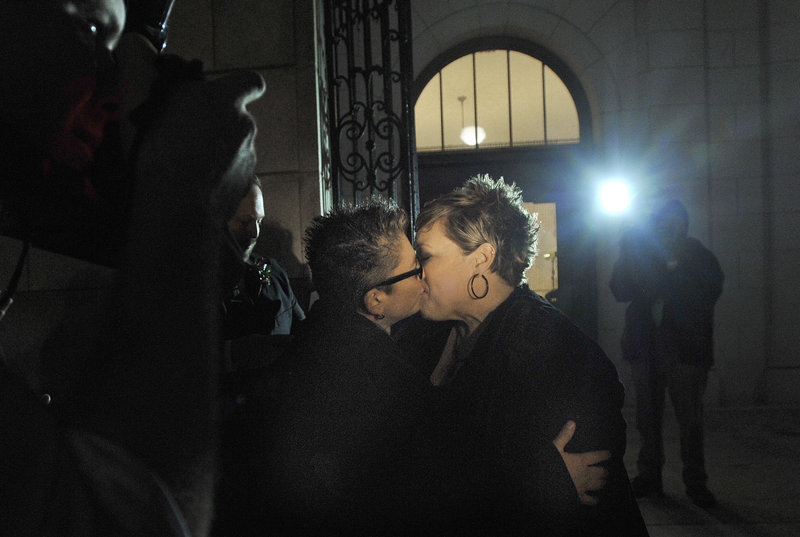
[415,50,580,152]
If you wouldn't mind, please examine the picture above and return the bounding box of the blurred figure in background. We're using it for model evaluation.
[610,199,724,508]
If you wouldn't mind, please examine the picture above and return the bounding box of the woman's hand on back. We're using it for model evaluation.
[552,420,610,506]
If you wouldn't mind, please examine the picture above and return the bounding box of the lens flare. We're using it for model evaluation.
[599,181,630,214]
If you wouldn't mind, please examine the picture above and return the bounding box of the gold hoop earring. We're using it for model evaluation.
[468,274,488,299]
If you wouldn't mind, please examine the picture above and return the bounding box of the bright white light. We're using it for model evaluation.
[599,181,631,214]
[460,126,486,146]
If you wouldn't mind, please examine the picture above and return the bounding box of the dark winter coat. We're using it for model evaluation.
[400,286,649,536]
[610,228,724,366]
[218,297,445,536]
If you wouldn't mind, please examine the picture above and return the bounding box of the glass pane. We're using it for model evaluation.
[414,73,442,152]
[440,55,475,150]
[413,50,581,153]
[510,51,544,146]
[475,50,509,148]
[544,65,580,144]
[523,202,558,297]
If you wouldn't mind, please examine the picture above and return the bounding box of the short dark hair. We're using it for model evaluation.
[304,197,409,312]
[417,174,539,287]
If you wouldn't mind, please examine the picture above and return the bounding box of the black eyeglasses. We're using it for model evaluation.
[373,265,423,288]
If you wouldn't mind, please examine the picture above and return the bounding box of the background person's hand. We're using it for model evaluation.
[552,420,611,506]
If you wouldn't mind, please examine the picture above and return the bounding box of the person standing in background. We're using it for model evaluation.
[222,176,305,368]
[610,199,724,508]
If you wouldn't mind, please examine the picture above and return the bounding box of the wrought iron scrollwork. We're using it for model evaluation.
[323,0,418,226]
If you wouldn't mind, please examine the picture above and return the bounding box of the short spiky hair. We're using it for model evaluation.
[304,197,409,312]
[416,174,539,287]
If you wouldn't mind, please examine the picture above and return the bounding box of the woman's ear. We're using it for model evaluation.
[474,242,496,271]
[362,288,384,317]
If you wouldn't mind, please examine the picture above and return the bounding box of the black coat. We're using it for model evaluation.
[217,298,445,536]
[400,286,649,536]
[610,228,723,366]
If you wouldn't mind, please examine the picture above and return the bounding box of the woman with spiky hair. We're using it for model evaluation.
[408,174,648,535]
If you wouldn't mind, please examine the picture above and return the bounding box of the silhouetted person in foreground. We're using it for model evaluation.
[0,1,265,535]
[610,199,723,508]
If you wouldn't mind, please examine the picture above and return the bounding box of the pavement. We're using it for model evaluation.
[622,405,800,536]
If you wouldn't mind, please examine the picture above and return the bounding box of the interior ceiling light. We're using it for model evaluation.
[458,95,486,146]
[460,126,486,146]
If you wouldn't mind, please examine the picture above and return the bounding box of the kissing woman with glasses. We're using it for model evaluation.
[215,197,437,535]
